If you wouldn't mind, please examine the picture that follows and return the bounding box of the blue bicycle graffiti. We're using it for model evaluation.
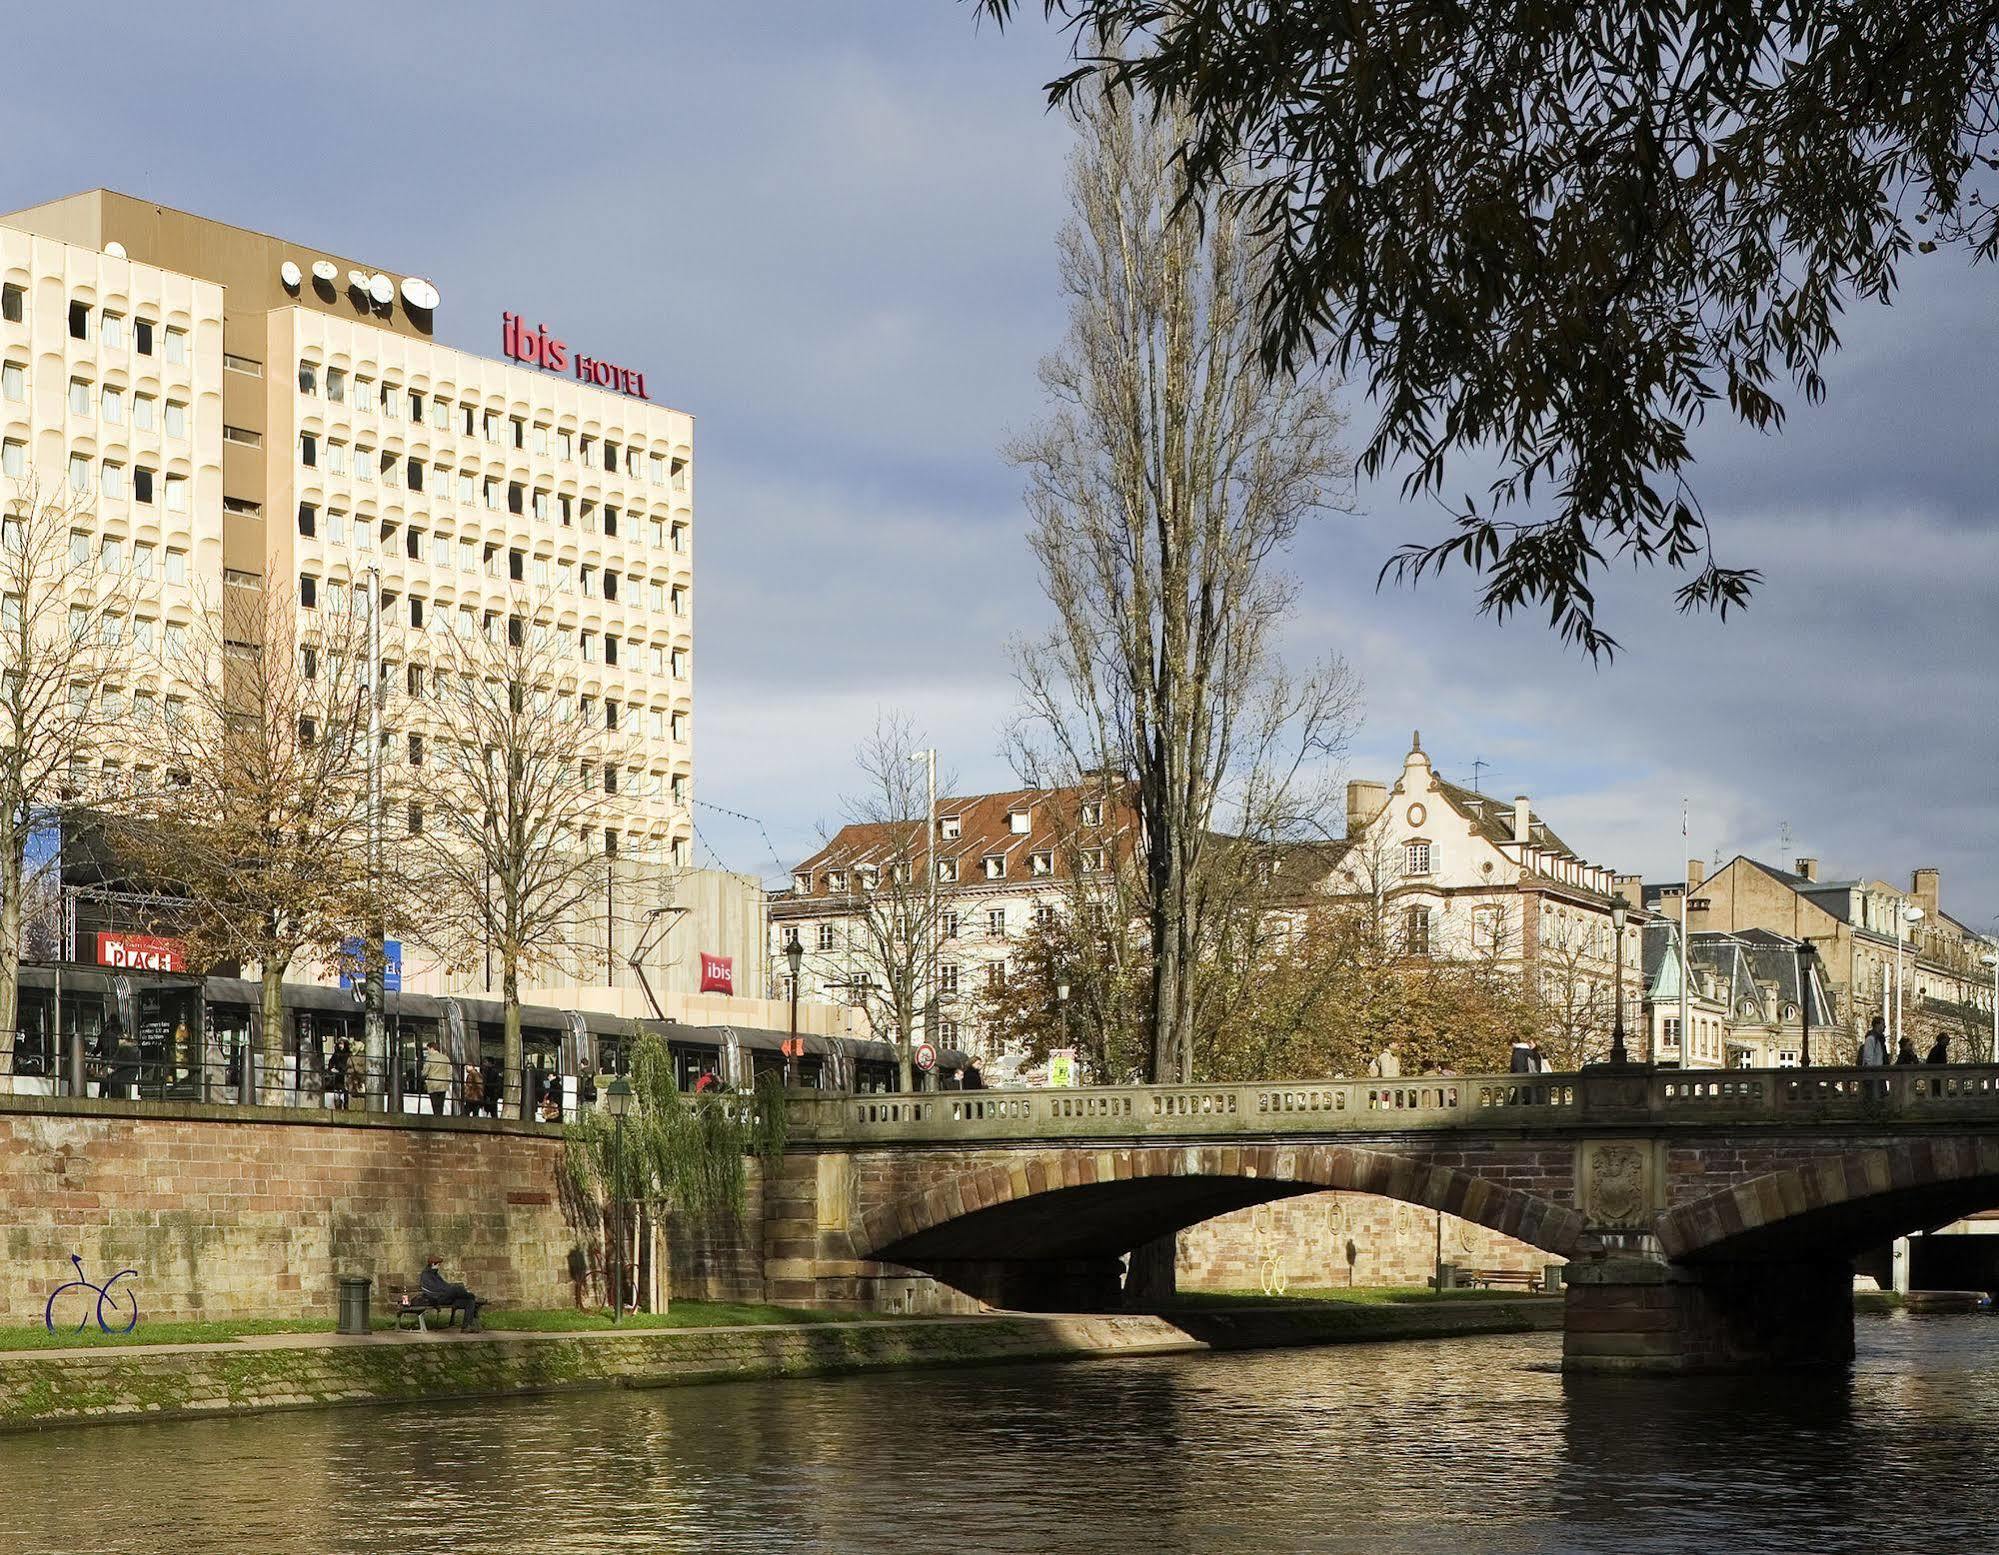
[44,1254,140,1336]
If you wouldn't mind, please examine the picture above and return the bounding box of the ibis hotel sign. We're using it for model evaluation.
[501,313,649,400]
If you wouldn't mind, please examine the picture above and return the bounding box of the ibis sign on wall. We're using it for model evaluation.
[501,313,649,400]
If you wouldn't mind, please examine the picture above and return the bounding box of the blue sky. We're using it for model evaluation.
[16,3,1996,929]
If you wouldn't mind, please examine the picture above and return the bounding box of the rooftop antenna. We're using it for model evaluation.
[1470,757,1487,794]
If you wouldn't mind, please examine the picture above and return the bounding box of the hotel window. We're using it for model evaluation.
[164,548,187,585]
[165,401,188,439]
[101,312,125,350]
[532,424,550,456]
[1405,840,1432,876]
[670,585,686,616]
[604,506,618,538]
[532,489,548,521]
[557,429,573,461]
[507,481,523,515]
[133,617,154,652]
[580,435,595,465]
[132,543,154,579]
[324,510,347,546]
[131,394,153,430]
[1403,905,1433,957]
[671,522,687,554]
[352,377,373,410]
[134,466,154,505]
[671,773,687,805]
[602,440,617,473]
[102,387,123,425]
[355,445,375,481]
[429,397,448,430]
[224,353,262,378]
[558,495,573,526]
[163,327,186,365]
[0,284,20,322]
[408,389,423,421]
[67,454,90,493]
[68,301,88,341]
[68,378,92,415]
[297,503,317,537]
[325,367,346,404]
[325,441,346,475]
[381,382,398,417]
[164,475,187,513]
[406,458,423,490]
[605,637,620,666]
[455,471,474,503]
[298,433,317,467]
[1,439,22,478]
[603,572,618,601]
[983,854,1006,881]
[581,631,597,663]
[223,425,261,448]
[431,533,450,567]
[670,647,686,679]
[408,596,424,627]
[100,537,124,574]
[299,574,318,609]
[510,417,525,449]
[69,532,89,566]
[298,362,318,395]
[669,709,686,741]
[1,361,23,401]
[100,462,125,500]
[134,317,153,355]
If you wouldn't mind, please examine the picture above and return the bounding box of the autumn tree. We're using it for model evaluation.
[117,580,380,1102]
[395,592,636,1118]
[1007,83,1360,1083]
[980,1,1999,653]
[0,479,142,1068]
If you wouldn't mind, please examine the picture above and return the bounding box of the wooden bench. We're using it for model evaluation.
[1458,1267,1544,1291]
[386,1283,488,1332]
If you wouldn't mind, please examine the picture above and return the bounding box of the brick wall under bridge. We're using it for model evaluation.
[770,1067,1999,1372]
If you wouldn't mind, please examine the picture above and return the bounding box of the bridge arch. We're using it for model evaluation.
[1658,1139,1999,1263]
[855,1141,1589,1309]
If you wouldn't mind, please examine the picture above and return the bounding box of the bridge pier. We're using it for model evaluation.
[1562,1255,1855,1374]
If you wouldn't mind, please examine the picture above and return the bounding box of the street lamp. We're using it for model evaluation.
[783,930,804,1087]
[1795,940,1817,1070]
[1608,901,1629,1065]
[1982,952,1997,1065]
[1898,904,1924,1049]
[604,1077,633,1323]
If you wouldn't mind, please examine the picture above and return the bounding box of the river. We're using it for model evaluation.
[2,1313,1993,1554]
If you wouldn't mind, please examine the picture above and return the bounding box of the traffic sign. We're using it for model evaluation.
[914,1042,937,1073]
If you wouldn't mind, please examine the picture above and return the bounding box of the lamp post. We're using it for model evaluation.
[1056,975,1073,1079]
[783,930,804,1087]
[1982,952,1997,1065]
[1796,940,1817,1069]
[1608,901,1629,1065]
[1898,904,1924,1049]
[604,1077,633,1322]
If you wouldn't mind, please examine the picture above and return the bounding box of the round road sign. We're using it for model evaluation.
[914,1042,937,1073]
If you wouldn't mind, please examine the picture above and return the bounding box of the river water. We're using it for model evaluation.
[2,1314,1994,1554]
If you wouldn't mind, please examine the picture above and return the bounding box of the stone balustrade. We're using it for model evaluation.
[793,1063,1999,1146]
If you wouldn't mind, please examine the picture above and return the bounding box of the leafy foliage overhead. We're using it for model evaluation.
[978,0,1999,653]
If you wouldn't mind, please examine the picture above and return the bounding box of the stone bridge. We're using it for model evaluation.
[761,1066,1999,1373]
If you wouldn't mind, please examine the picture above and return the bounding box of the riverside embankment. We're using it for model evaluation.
[0,1297,1561,1432]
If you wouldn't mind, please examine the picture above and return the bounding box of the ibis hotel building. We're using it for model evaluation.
[0,191,719,1020]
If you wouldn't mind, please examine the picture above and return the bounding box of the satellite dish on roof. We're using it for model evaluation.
[368,272,395,307]
[400,276,440,312]
[279,260,302,289]
[104,241,127,259]
[311,259,338,283]
[347,270,369,294]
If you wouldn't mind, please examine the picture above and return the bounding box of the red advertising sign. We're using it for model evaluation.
[96,933,185,973]
[501,313,649,399]
[698,953,734,995]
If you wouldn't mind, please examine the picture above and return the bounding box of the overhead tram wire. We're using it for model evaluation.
[692,797,789,881]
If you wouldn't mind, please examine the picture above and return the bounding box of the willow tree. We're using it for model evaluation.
[981,1,1999,654]
[0,480,139,1061]
[564,1031,786,1313]
[119,581,380,1102]
[1007,85,1360,1083]
[398,590,637,1118]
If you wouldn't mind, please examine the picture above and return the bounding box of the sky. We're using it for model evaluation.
[14,3,1996,931]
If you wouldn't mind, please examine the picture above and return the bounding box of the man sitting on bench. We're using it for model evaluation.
[420,1253,485,1332]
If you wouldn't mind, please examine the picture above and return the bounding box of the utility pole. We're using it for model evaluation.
[364,566,387,1112]
[909,748,937,1090]
[1679,801,1691,1071]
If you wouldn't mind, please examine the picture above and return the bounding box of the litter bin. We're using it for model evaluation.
[337,1275,373,1335]
[1541,1264,1565,1295]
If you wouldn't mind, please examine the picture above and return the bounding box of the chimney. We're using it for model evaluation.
[1913,867,1940,921]
[1512,794,1531,845]
[1345,780,1388,837]
[1613,874,1644,913]
[1687,858,1705,891]
[1795,857,1818,882]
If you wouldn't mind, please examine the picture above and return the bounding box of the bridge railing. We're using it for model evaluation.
[797,1063,1999,1143]
[799,1072,1579,1143]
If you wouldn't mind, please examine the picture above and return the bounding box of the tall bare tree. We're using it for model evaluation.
[117,579,379,1102]
[397,591,635,1117]
[0,479,141,1067]
[1007,84,1360,1082]
[815,715,955,1092]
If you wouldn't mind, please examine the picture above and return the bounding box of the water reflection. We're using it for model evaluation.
[0,1315,1993,1555]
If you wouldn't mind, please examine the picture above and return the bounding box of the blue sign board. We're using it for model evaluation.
[337,937,402,993]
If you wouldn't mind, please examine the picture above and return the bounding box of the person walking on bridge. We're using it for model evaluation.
[1859,1017,1889,1068]
[1369,1042,1402,1079]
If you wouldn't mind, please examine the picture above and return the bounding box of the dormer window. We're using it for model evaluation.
[1080,848,1106,872]
[940,816,962,841]
[1008,808,1032,834]
[983,854,1007,880]
[938,858,959,883]
[1081,801,1104,826]
[1405,840,1432,876]
[793,874,811,895]
[1030,851,1053,876]
[828,870,847,893]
